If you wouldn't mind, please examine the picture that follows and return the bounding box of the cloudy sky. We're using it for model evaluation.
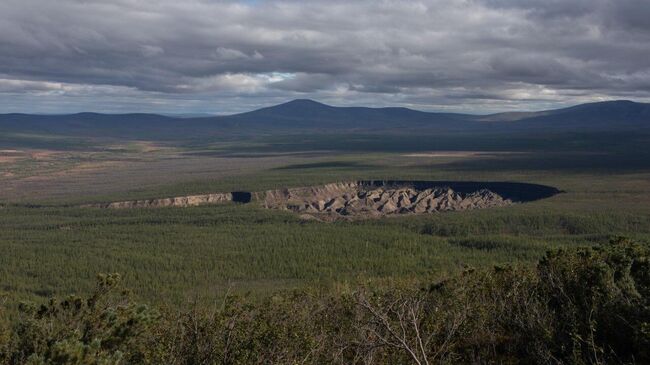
[1,0,650,114]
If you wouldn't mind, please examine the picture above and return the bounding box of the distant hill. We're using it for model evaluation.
[1,99,649,140]
[0,113,179,138]
[513,100,650,130]
[210,99,473,130]
[478,100,650,128]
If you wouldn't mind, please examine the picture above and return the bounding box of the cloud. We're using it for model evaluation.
[0,0,649,113]
[141,45,165,58]
[214,47,263,61]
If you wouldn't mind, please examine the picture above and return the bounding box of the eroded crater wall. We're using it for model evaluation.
[259,181,514,219]
[85,181,560,220]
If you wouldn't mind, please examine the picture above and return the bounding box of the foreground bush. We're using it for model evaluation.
[2,274,157,365]
[1,239,648,364]
[538,237,650,363]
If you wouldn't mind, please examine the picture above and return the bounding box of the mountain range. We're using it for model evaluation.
[1,99,649,140]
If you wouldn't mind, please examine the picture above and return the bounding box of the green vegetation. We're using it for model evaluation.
[1,239,648,364]
[2,133,650,305]
[2,188,650,306]
[2,129,650,363]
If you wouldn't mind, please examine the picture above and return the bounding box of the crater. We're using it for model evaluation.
[258,180,560,220]
[84,180,560,220]
[231,191,253,203]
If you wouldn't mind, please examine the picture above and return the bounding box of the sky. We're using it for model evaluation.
[1,0,650,115]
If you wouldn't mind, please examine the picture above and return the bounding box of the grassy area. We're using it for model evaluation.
[2,174,650,307]
[1,133,650,307]
[2,203,648,306]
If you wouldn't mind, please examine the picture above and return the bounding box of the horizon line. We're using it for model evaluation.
[0,98,643,118]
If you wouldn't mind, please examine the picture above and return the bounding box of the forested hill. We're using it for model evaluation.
[1,99,649,139]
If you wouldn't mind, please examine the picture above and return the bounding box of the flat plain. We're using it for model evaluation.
[2,130,650,307]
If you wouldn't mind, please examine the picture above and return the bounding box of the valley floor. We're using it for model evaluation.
[2,136,650,306]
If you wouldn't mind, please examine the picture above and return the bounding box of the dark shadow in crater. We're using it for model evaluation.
[231,191,252,203]
[357,180,561,203]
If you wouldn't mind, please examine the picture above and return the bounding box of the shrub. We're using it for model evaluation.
[538,237,650,364]
[1,239,648,364]
[5,274,157,365]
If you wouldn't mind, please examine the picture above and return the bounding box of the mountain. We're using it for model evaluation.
[1,99,649,140]
[213,99,472,129]
[0,113,178,137]
[479,100,650,129]
[513,100,650,129]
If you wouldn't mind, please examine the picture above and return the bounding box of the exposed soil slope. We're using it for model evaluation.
[85,193,233,209]
[259,182,512,219]
[85,180,560,220]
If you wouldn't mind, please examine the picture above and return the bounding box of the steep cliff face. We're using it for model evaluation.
[260,182,512,219]
[85,180,529,220]
[85,193,233,209]
[256,182,361,207]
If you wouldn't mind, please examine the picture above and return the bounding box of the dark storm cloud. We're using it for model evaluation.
[0,0,649,113]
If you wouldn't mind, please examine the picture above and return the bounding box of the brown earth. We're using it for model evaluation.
[259,182,512,219]
[84,181,514,219]
[84,182,512,220]
[84,193,233,209]
[0,150,25,163]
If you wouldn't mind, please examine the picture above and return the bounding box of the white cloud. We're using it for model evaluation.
[214,47,250,60]
[0,0,649,113]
